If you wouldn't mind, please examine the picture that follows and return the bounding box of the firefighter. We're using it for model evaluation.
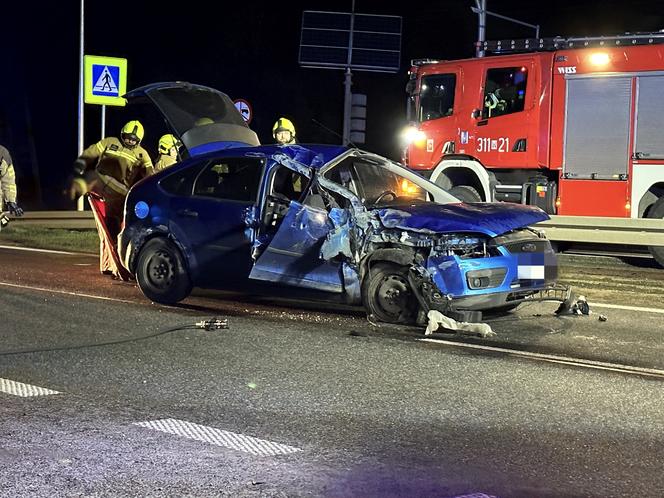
[154,134,180,172]
[0,144,24,217]
[272,117,297,145]
[73,120,153,279]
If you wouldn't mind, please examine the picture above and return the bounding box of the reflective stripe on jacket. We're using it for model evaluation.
[78,137,154,195]
[0,145,17,207]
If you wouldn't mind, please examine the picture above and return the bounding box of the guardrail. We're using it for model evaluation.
[5,212,664,247]
[535,216,664,246]
[6,211,95,229]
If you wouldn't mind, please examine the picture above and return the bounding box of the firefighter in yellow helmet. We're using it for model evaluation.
[194,117,214,127]
[154,134,181,172]
[0,144,24,219]
[73,120,153,279]
[272,117,297,145]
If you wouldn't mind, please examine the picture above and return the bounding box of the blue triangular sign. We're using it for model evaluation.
[92,66,119,96]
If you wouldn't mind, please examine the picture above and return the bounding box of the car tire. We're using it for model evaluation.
[362,262,418,324]
[449,185,482,203]
[135,238,192,304]
[647,196,664,268]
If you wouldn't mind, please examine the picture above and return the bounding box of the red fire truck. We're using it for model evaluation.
[402,33,664,265]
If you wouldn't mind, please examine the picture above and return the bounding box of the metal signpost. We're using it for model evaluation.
[299,7,402,145]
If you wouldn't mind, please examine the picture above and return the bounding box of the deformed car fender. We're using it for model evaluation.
[362,247,417,274]
[358,247,420,298]
[125,225,193,276]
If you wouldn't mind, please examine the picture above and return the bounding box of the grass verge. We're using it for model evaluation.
[0,225,98,253]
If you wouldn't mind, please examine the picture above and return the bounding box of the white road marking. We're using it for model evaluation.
[0,378,62,397]
[591,302,664,314]
[419,338,664,378]
[0,244,81,255]
[134,418,302,456]
[453,494,498,498]
[0,281,134,304]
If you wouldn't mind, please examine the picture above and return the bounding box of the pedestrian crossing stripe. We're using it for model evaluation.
[84,55,127,107]
[92,65,119,96]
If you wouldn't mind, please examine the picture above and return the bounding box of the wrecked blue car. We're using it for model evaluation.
[118,82,561,324]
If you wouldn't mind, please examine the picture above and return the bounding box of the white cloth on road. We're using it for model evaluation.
[424,309,495,338]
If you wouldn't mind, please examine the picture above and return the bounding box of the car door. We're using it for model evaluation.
[248,164,344,293]
[167,156,264,285]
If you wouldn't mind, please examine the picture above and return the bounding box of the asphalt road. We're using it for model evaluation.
[1,246,664,497]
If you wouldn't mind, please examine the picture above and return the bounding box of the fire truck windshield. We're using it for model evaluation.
[418,74,456,122]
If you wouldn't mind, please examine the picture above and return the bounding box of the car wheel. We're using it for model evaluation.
[362,262,418,324]
[135,238,192,304]
[449,185,482,203]
[647,196,664,268]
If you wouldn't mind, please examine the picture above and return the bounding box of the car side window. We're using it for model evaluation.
[159,164,202,196]
[193,158,263,202]
[269,165,308,202]
[482,66,528,119]
[321,160,359,209]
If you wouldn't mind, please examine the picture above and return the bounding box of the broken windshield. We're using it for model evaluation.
[321,152,458,207]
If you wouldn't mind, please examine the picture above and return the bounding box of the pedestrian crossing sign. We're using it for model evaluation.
[84,55,127,106]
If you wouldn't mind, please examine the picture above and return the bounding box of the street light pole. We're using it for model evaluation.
[342,0,356,146]
[475,0,486,57]
[472,1,540,58]
[78,0,85,155]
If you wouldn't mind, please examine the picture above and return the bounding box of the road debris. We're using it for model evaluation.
[195,318,229,330]
[424,310,496,338]
[556,293,590,316]
[598,314,608,322]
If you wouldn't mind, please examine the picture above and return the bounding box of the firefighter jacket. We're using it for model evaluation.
[154,153,177,172]
[77,137,154,197]
[0,145,18,209]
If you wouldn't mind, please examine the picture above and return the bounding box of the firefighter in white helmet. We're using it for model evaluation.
[154,134,181,172]
[73,120,153,278]
[272,117,297,145]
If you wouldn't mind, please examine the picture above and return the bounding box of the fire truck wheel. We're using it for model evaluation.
[449,185,482,203]
[647,196,664,268]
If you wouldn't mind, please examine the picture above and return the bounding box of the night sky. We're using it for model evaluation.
[3,0,663,209]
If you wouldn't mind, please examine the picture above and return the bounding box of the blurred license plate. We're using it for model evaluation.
[518,265,545,280]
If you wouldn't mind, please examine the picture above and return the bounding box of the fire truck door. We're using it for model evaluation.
[472,62,534,168]
[631,75,664,215]
[560,76,632,216]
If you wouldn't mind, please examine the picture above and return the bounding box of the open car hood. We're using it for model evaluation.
[374,201,549,237]
[123,82,260,157]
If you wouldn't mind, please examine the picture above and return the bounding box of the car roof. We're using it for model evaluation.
[174,143,350,170]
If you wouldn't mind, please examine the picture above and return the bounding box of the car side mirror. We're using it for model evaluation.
[471,108,481,119]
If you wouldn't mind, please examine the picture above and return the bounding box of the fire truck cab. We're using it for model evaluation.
[403,33,664,241]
